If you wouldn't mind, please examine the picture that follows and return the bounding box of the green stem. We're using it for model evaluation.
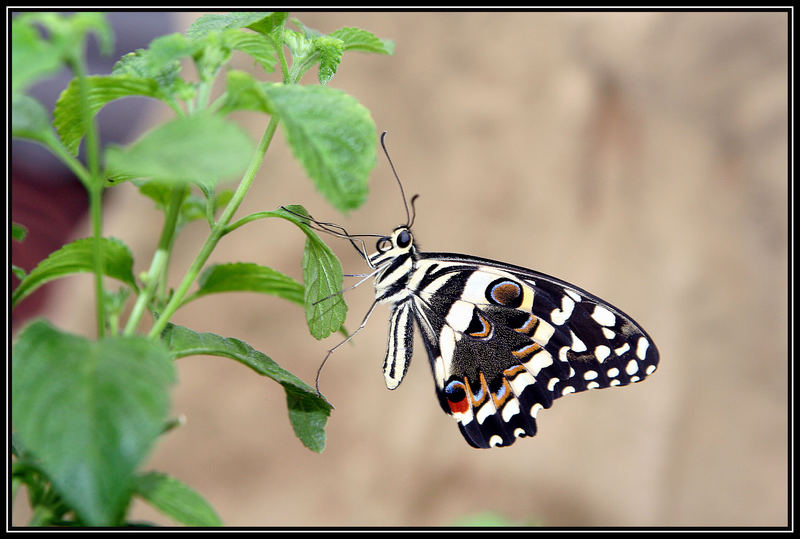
[147,115,281,339]
[271,28,291,83]
[88,187,105,338]
[123,187,186,336]
[70,53,105,338]
[223,211,271,236]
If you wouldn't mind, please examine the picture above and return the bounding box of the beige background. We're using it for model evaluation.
[19,11,789,526]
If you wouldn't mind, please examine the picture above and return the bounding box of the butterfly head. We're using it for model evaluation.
[369,226,415,267]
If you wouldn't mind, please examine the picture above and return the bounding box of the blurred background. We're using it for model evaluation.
[11,11,789,527]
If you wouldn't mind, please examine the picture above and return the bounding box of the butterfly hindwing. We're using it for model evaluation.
[405,254,659,448]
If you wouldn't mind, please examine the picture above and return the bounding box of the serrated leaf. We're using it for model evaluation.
[53,75,160,155]
[186,263,304,306]
[11,237,137,309]
[302,228,347,340]
[141,32,196,72]
[160,324,332,452]
[264,206,347,339]
[113,33,197,92]
[104,113,254,189]
[245,12,289,37]
[314,36,343,85]
[12,321,175,525]
[134,472,221,526]
[186,12,279,39]
[12,93,57,144]
[223,29,277,73]
[263,84,376,213]
[329,27,395,55]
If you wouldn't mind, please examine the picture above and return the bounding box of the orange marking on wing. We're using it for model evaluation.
[515,314,539,335]
[512,342,541,359]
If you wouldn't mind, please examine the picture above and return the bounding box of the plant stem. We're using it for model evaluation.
[123,187,186,336]
[147,115,281,339]
[70,53,106,339]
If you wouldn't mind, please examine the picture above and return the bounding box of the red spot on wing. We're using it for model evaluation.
[448,396,470,414]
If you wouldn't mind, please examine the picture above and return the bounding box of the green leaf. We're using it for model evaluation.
[12,321,175,526]
[104,113,255,189]
[160,324,332,452]
[12,93,57,144]
[302,226,347,340]
[186,263,304,306]
[263,84,376,213]
[314,36,344,85]
[11,237,137,309]
[218,70,274,116]
[245,12,289,37]
[33,12,114,57]
[265,206,347,339]
[53,75,160,155]
[329,27,395,55]
[186,12,279,39]
[12,222,28,242]
[11,15,65,94]
[223,29,277,73]
[133,472,221,526]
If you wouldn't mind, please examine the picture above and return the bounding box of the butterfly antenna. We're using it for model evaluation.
[408,194,420,229]
[380,131,412,228]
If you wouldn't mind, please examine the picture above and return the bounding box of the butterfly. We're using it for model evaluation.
[293,133,659,449]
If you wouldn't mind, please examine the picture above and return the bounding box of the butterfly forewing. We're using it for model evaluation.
[377,246,659,449]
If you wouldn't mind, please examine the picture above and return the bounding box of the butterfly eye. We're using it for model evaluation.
[376,237,392,253]
[396,229,412,248]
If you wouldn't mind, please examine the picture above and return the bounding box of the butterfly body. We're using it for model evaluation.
[370,226,659,449]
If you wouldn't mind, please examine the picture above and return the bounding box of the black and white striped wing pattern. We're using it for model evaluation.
[380,251,659,449]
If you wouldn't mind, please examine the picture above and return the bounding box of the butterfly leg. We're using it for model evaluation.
[315,299,380,397]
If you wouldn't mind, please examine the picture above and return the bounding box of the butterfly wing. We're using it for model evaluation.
[408,252,659,449]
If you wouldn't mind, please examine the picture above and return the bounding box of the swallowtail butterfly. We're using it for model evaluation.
[294,133,659,449]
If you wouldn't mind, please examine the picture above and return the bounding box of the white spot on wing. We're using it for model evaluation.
[530,403,543,418]
[440,326,456,377]
[626,359,639,375]
[564,288,581,302]
[595,345,611,363]
[591,305,616,327]
[570,331,587,352]
[509,370,536,396]
[476,401,496,424]
[533,320,555,345]
[550,295,575,326]
[502,399,521,422]
[637,337,650,359]
[524,349,553,376]
[445,300,473,332]
[489,435,504,447]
